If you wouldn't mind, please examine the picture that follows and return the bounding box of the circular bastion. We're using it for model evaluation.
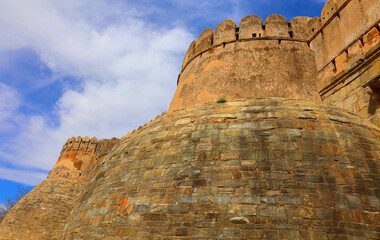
[63,98,380,239]
[169,14,323,111]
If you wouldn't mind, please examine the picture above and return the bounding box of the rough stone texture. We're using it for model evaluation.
[239,15,264,40]
[264,14,289,37]
[62,98,380,239]
[290,17,312,40]
[170,40,320,111]
[310,0,379,72]
[0,137,119,239]
[1,1,380,239]
[214,19,237,45]
[312,0,380,127]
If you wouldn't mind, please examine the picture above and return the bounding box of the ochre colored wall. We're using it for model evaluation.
[1,1,380,239]
[169,15,321,112]
[0,137,119,239]
[310,0,380,126]
[62,98,380,239]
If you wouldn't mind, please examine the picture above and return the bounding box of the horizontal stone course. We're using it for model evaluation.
[57,98,380,239]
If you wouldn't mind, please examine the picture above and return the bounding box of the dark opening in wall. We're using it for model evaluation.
[235,33,239,41]
[252,33,257,37]
[235,27,239,33]
[359,36,364,46]
[223,42,226,47]
[312,28,315,32]
[289,31,293,38]
[278,40,282,44]
[288,22,291,28]
[262,25,265,30]
[332,59,337,73]
[259,33,261,37]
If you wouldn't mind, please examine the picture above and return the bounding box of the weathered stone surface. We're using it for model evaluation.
[214,19,237,45]
[170,39,320,111]
[59,98,379,239]
[0,137,119,239]
[1,1,380,239]
[239,15,263,40]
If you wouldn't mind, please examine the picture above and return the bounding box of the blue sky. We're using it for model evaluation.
[0,0,326,204]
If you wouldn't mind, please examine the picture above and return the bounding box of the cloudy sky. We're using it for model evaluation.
[0,0,325,202]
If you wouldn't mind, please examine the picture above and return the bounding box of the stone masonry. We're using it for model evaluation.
[0,0,379,239]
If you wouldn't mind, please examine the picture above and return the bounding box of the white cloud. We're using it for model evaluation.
[0,202,5,210]
[0,167,46,186]
[0,0,194,181]
[0,83,21,133]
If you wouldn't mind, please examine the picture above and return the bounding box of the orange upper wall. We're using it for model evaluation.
[310,0,379,87]
[169,0,379,114]
[50,136,119,181]
[169,15,321,111]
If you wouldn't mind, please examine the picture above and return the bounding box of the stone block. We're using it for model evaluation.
[290,16,312,39]
[363,27,379,51]
[264,14,289,37]
[239,15,264,40]
[194,28,214,55]
[214,19,237,45]
[257,205,287,218]
[335,51,349,74]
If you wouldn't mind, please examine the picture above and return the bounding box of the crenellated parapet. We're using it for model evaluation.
[171,0,379,126]
[49,136,120,180]
[171,14,321,111]
[180,14,316,73]
[310,0,380,126]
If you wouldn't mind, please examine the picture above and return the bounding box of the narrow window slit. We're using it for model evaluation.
[332,59,337,72]
[252,33,257,38]
[289,31,293,38]
[359,36,364,46]
[235,33,239,41]
[278,40,282,44]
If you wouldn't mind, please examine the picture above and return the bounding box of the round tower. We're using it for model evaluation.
[169,15,321,111]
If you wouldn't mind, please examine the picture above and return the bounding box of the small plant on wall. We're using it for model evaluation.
[217,97,226,103]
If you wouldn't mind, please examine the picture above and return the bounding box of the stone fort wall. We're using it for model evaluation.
[310,0,380,126]
[170,0,380,127]
[0,0,379,239]
[0,136,119,239]
[169,14,321,112]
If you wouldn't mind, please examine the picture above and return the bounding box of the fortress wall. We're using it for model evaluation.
[0,136,120,239]
[309,0,380,126]
[170,15,320,112]
[62,98,380,239]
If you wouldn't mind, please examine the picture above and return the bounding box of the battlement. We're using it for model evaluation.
[49,136,119,180]
[181,14,316,74]
[170,14,322,112]
[171,0,379,125]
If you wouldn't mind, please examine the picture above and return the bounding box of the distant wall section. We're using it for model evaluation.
[0,136,119,239]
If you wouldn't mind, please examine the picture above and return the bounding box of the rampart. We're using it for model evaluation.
[170,0,380,127]
[169,14,321,111]
[310,0,380,126]
[0,1,379,239]
[0,136,119,239]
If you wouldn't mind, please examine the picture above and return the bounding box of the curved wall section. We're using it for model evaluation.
[170,40,320,111]
[63,98,380,239]
[170,15,319,112]
[0,136,120,239]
